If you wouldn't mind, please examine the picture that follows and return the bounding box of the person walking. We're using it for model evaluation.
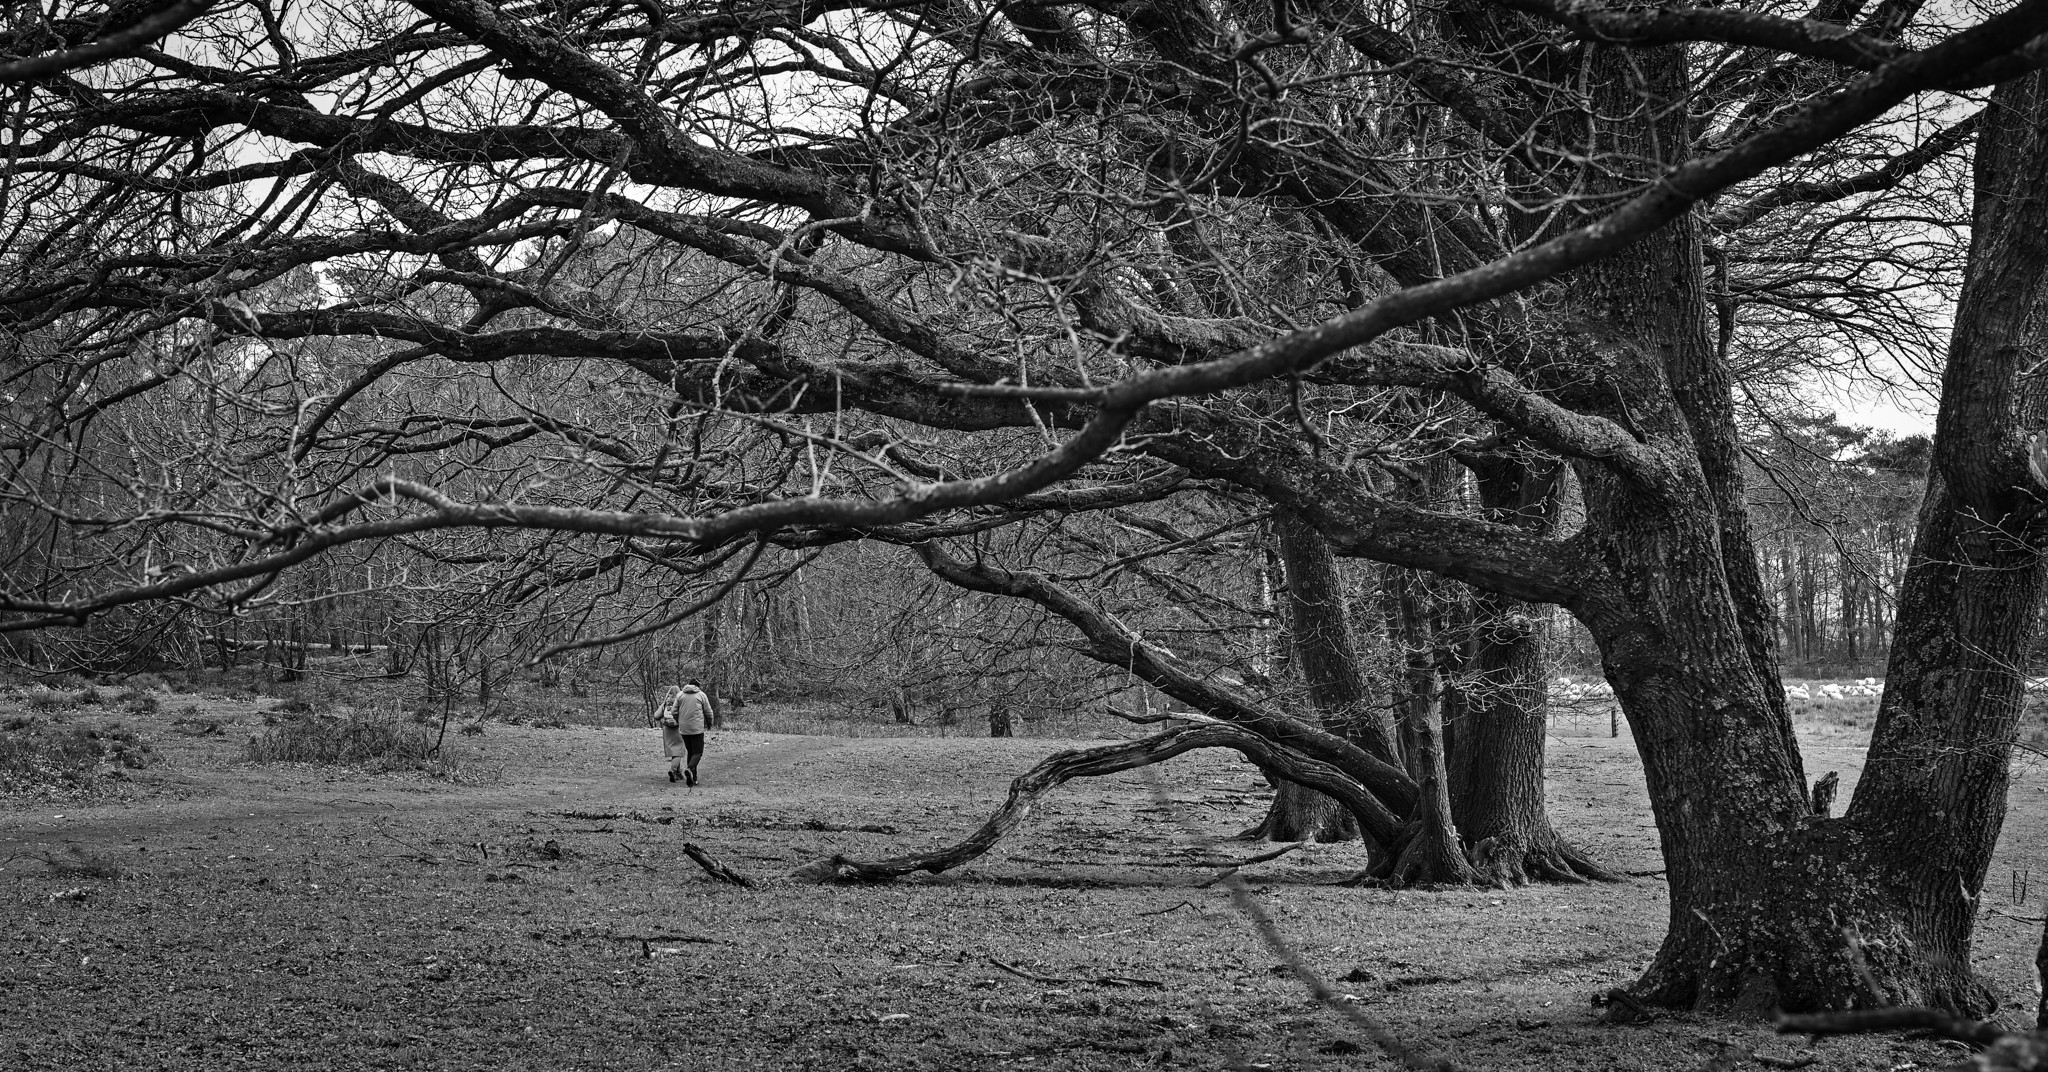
[657,680,714,785]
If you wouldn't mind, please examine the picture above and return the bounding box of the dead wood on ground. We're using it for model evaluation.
[683,843,755,887]
[790,723,1396,883]
[1777,1008,2030,1069]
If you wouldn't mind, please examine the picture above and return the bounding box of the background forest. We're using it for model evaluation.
[1,402,1945,727]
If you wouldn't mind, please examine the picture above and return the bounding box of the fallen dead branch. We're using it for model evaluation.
[790,723,1399,884]
[989,957,1063,983]
[687,818,899,834]
[617,934,720,958]
[555,810,676,825]
[1776,1007,2005,1047]
[1753,1054,1819,1070]
[1777,1007,2048,1071]
[683,843,755,887]
[1198,843,1302,888]
[986,957,1164,989]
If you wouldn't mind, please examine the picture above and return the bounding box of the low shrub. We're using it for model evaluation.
[0,719,155,796]
[481,696,572,729]
[20,686,89,713]
[116,687,160,715]
[245,712,461,777]
[34,846,124,879]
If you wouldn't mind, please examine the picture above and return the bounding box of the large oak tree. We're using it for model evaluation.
[6,0,2048,1013]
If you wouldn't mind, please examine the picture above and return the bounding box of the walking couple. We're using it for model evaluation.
[656,680,713,786]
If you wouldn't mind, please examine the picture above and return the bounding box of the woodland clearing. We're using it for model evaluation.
[4,684,2045,1072]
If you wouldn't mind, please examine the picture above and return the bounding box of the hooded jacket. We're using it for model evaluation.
[666,684,713,735]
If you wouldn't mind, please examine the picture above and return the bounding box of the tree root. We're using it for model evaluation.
[1467,832,1623,887]
[1334,827,1621,890]
[791,723,1405,884]
[1375,809,1477,887]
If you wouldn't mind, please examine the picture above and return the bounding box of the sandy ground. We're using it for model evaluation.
[4,694,2046,1071]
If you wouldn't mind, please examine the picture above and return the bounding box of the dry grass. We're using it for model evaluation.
[1,680,2043,1071]
[244,710,475,781]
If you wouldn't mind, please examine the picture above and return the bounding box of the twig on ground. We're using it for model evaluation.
[985,956,1163,988]
[1198,843,1303,888]
[1753,1054,1819,1069]
[1138,900,1201,917]
[683,843,755,887]
[990,956,1066,983]
[622,934,717,944]
[1094,974,1166,988]
[372,828,439,863]
[558,810,678,825]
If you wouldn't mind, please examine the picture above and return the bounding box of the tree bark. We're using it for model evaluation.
[1575,61,2048,1019]
[1452,593,1619,885]
[1452,462,1618,885]
[1836,68,2048,1016]
[1246,508,1393,842]
[1377,566,1475,886]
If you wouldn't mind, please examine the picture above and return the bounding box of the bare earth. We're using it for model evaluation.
[5,696,2045,1071]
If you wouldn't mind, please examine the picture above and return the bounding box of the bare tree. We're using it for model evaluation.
[5,0,2048,1014]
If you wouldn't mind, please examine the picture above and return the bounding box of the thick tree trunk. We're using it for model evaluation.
[1835,476,2047,1013]
[1376,568,1474,885]
[1452,594,1619,885]
[1833,69,2048,1016]
[1254,780,1359,843]
[1452,462,1617,885]
[1585,65,2048,1018]
[1246,508,1393,842]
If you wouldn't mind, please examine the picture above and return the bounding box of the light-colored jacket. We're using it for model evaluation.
[661,685,712,735]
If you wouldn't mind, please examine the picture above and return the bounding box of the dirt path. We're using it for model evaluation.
[3,723,1047,870]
